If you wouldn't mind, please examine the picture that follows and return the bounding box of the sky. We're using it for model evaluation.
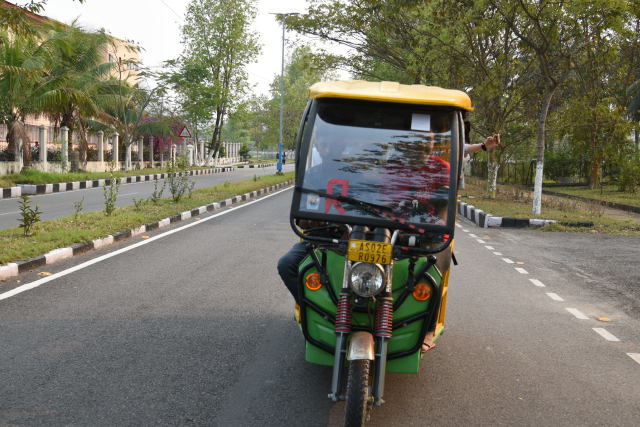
[41,0,349,97]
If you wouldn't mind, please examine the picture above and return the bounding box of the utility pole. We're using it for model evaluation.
[270,12,299,174]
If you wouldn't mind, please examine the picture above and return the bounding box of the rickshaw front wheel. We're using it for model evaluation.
[343,359,372,427]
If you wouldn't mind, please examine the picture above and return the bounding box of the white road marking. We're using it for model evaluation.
[462,229,469,232]
[0,211,20,216]
[493,252,502,256]
[593,328,620,342]
[477,239,486,243]
[502,258,514,264]
[469,233,477,238]
[546,293,564,301]
[628,353,640,365]
[566,308,589,320]
[485,245,494,250]
[456,224,462,228]
[0,186,293,302]
[515,268,528,274]
[529,279,546,287]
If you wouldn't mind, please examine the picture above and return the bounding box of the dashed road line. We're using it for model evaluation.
[502,258,514,264]
[566,308,589,320]
[493,252,502,256]
[485,245,494,250]
[462,229,469,232]
[628,353,640,365]
[593,328,620,342]
[469,234,477,238]
[477,239,486,243]
[515,268,528,274]
[529,279,546,287]
[546,293,564,301]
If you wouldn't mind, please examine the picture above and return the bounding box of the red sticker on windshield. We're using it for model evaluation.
[325,179,349,214]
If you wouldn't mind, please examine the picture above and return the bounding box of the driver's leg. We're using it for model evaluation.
[277,241,309,303]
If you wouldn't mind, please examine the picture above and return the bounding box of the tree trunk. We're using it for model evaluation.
[588,158,601,189]
[532,85,556,215]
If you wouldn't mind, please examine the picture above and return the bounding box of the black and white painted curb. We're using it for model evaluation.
[457,200,558,228]
[0,179,294,280]
[0,165,256,199]
[236,163,276,169]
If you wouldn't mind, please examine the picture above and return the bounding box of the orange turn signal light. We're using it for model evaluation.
[413,282,431,301]
[306,273,322,291]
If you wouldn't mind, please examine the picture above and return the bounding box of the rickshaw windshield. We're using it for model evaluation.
[298,100,456,228]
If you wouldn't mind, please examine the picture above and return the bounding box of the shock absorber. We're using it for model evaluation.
[375,297,393,338]
[334,293,352,333]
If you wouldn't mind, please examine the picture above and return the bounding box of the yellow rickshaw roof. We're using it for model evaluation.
[308,80,473,111]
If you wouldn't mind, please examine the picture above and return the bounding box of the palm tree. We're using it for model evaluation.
[42,21,114,165]
[0,27,68,166]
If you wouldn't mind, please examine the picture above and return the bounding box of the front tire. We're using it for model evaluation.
[343,359,372,427]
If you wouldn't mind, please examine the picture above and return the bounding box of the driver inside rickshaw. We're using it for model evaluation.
[379,128,450,225]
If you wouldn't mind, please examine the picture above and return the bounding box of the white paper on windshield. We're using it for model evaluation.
[411,114,431,131]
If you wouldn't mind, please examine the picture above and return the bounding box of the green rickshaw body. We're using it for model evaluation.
[299,251,442,373]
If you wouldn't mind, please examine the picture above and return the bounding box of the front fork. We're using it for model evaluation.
[329,259,394,406]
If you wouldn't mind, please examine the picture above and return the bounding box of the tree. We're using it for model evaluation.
[180,0,261,166]
[489,0,627,213]
[43,20,114,166]
[0,25,71,166]
[263,45,338,151]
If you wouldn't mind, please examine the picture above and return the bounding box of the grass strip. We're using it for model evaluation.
[0,172,294,266]
[461,177,640,235]
[546,185,640,208]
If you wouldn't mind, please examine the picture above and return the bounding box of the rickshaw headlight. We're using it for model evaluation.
[349,262,386,297]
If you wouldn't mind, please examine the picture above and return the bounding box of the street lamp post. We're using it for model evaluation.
[271,12,299,174]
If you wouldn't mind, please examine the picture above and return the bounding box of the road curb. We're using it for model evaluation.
[456,200,594,228]
[0,179,294,280]
[0,165,256,199]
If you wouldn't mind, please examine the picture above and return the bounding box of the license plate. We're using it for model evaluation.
[347,239,393,265]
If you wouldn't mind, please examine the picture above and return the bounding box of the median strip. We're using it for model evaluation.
[0,179,294,280]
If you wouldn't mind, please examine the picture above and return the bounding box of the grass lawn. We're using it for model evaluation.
[0,164,254,188]
[460,177,640,236]
[548,185,640,207]
[0,172,294,266]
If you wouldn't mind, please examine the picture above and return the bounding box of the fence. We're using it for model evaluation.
[469,159,536,186]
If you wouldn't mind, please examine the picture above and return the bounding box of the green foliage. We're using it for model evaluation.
[103,162,121,216]
[544,149,579,181]
[147,176,166,205]
[262,46,338,151]
[618,155,640,193]
[238,143,251,160]
[73,196,85,222]
[17,195,41,236]
[131,196,146,212]
[167,155,194,202]
[253,174,259,182]
[224,180,231,188]
[179,0,261,158]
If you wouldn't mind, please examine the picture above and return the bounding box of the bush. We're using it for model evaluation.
[544,149,579,181]
[618,155,640,193]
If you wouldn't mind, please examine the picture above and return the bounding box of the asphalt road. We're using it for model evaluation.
[0,188,639,426]
[0,163,295,231]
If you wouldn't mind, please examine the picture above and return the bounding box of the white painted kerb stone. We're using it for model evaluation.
[0,263,19,280]
[44,247,73,263]
[93,235,114,249]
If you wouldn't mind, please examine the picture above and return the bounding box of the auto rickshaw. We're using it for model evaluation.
[287,80,471,426]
